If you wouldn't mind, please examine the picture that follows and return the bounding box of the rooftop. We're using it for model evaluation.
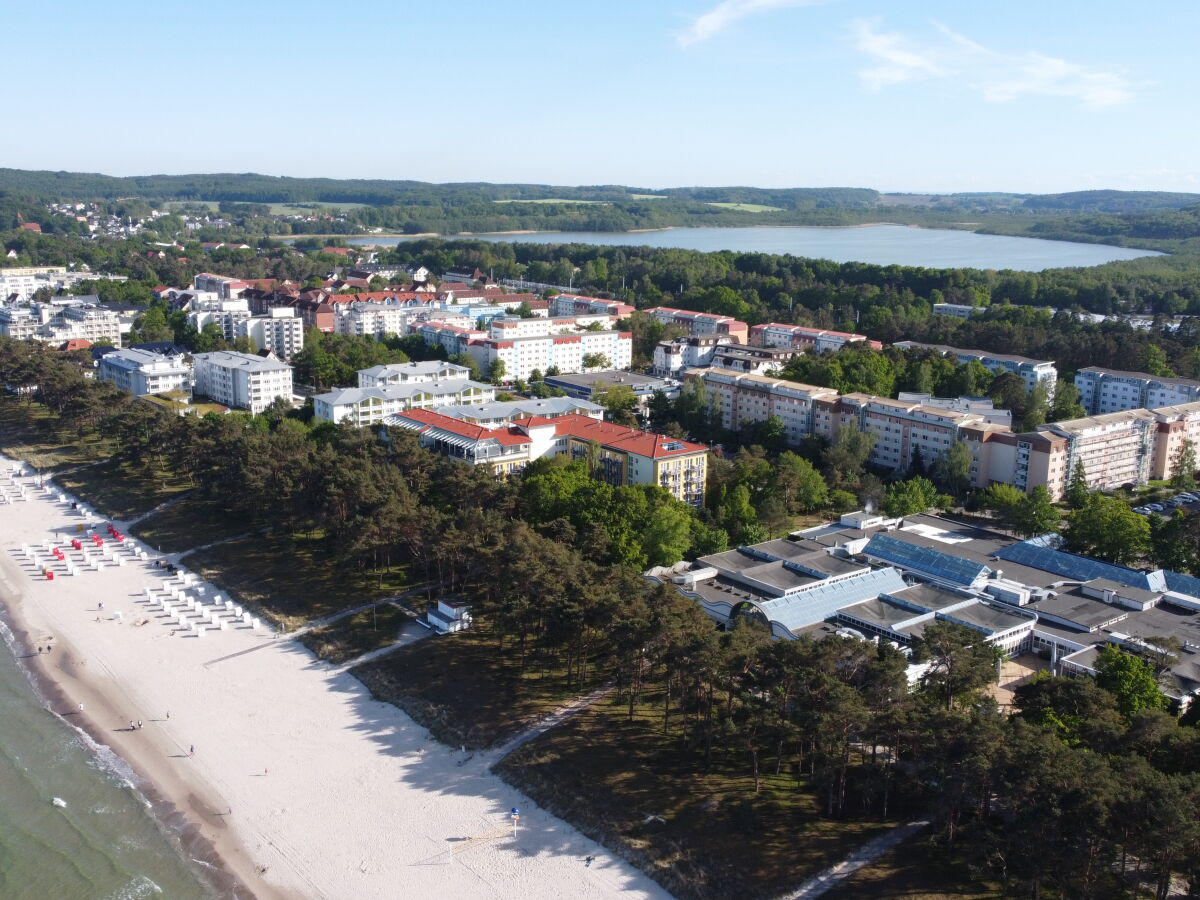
[192,350,291,373]
[1077,366,1200,389]
[549,414,706,459]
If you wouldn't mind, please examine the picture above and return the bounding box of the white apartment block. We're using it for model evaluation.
[416,323,486,357]
[693,369,840,448]
[233,309,304,359]
[895,342,1058,399]
[189,307,303,359]
[645,307,748,343]
[192,351,293,414]
[749,323,874,354]
[313,380,495,425]
[97,348,191,396]
[839,393,988,472]
[358,361,472,388]
[550,294,635,318]
[653,336,730,377]
[193,273,250,299]
[465,330,633,382]
[335,305,424,340]
[1075,367,1200,415]
[0,303,122,346]
[0,267,127,303]
[489,315,614,339]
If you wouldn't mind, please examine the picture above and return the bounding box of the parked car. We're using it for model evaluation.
[1147,503,1165,511]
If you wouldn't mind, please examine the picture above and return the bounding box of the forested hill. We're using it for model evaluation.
[3,168,1199,215]
[6,168,1200,248]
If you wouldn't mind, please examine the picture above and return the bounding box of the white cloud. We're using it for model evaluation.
[853,19,1135,109]
[677,0,825,48]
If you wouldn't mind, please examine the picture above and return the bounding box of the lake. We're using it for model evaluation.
[336,225,1161,271]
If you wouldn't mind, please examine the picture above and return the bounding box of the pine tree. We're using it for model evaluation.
[1170,439,1197,490]
[1065,459,1090,509]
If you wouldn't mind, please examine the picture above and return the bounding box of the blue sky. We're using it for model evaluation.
[7,0,1198,193]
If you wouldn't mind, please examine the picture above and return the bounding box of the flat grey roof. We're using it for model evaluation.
[1026,590,1129,631]
[1077,366,1200,390]
[194,350,290,372]
[544,370,674,391]
[886,582,976,611]
[1085,578,1162,604]
[435,396,603,420]
[944,602,1033,633]
[839,597,926,630]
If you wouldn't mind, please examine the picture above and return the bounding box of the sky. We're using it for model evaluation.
[6,0,1199,193]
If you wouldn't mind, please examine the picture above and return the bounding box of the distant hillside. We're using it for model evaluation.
[1021,189,1200,213]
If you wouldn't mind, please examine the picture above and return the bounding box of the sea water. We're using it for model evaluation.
[0,617,217,900]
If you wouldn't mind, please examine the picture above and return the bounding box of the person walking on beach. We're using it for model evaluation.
[166,710,170,720]
[130,720,136,731]
[585,856,595,867]
[137,720,142,729]
[189,745,194,757]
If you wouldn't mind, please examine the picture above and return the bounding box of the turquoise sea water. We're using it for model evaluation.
[0,615,217,900]
[334,224,1161,271]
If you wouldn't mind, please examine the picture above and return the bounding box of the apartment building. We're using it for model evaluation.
[187,307,304,359]
[416,323,486,357]
[463,330,633,382]
[691,369,840,447]
[193,273,250,299]
[334,304,419,340]
[749,323,876,353]
[1075,367,1200,415]
[690,368,1196,498]
[0,267,128,303]
[0,303,123,346]
[550,294,635,318]
[312,379,495,425]
[653,335,729,376]
[97,348,191,396]
[895,342,1058,398]
[431,397,605,428]
[839,393,991,472]
[192,351,293,414]
[358,361,472,388]
[389,411,708,504]
[645,307,749,343]
[488,315,614,340]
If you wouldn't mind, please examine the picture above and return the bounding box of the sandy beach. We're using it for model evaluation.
[0,455,669,900]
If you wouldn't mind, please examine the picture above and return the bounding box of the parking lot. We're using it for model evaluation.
[1132,490,1200,518]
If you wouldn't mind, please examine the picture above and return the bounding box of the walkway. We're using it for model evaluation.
[781,819,931,900]
[490,684,615,764]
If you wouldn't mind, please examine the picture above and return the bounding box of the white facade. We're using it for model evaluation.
[234,309,304,359]
[313,380,495,425]
[653,336,730,376]
[488,315,614,339]
[895,342,1058,399]
[0,267,127,303]
[465,330,633,382]
[1075,367,1200,415]
[358,361,472,388]
[192,351,293,414]
[97,349,191,396]
[0,302,122,346]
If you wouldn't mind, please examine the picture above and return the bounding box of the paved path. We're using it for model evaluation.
[123,488,197,527]
[781,819,931,900]
[490,684,615,764]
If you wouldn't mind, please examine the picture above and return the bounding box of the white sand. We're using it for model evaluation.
[0,456,669,900]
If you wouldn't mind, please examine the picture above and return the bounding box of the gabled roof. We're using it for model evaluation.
[393,408,532,446]
[548,414,706,458]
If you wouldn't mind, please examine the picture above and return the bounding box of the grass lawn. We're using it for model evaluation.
[186,533,411,630]
[131,494,247,554]
[821,832,1002,900]
[56,457,192,520]
[495,693,899,900]
[352,625,602,750]
[268,201,370,214]
[0,395,113,471]
[298,603,414,664]
[706,202,783,213]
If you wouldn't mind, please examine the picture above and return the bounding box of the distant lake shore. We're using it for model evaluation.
[282,224,1162,271]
